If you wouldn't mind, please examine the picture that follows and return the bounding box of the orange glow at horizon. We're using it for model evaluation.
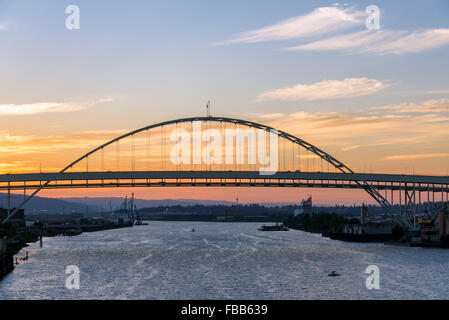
[1,108,449,205]
[32,187,375,206]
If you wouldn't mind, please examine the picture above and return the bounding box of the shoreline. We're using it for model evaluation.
[0,222,134,281]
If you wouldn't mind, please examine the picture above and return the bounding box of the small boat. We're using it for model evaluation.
[328,271,340,277]
[134,220,148,226]
[191,228,195,232]
[258,223,288,231]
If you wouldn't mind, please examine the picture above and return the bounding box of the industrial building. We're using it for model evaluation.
[0,208,25,228]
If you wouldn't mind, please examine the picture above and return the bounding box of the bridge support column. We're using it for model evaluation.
[403,183,415,228]
[399,183,402,217]
[446,185,449,206]
[418,183,422,214]
[440,187,443,208]
[413,183,416,228]
[7,182,11,219]
[391,182,394,206]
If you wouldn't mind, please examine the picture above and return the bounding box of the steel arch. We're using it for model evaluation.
[2,116,409,228]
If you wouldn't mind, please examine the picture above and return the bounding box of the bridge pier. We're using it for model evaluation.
[7,182,10,219]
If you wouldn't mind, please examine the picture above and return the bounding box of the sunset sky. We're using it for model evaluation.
[1,0,449,204]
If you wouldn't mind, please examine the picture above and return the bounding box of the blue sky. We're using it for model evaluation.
[1,1,449,127]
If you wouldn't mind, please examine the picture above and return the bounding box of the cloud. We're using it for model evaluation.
[0,128,169,174]
[0,132,115,155]
[426,89,449,95]
[380,153,449,161]
[251,109,449,175]
[255,78,388,102]
[373,29,449,54]
[284,29,449,55]
[253,97,449,154]
[257,113,285,119]
[342,140,405,151]
[215,6,363,45]
[284,30,404,52]
[297,154,320,159]
[0,98,114,116]
[0,161,39,174]
[374,99,449,113]
[1,97,449,175]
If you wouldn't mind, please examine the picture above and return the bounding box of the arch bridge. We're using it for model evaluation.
[1,116,448,231]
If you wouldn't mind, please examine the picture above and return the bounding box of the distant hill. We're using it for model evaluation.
[0,193,102,214]
[0,194,302,214]
[60,197,309,209]
[61,197,239,210]
[1,194,382,217]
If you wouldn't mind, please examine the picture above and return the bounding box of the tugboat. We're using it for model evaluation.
[258,223,289,231]
[133,200,148,226]
[328,271,341,277]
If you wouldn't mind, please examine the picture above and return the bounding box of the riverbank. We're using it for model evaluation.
[322,231,393,242]
[1,234,38,280]
[284,212,355,235]
[0,252,14,280]
[283,213,408,244]
[0,238,13,280]
[0,221,134,281]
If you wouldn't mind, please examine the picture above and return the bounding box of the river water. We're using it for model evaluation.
[1,221,449,300]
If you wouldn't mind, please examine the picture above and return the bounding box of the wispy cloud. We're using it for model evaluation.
[372,29,449,54]
[0,161,39,174]
[257,113,285,119]
[284,30,403,52]
[380,153,449,161]
[215,6,363,45]
[0,128,168,173]
[1,98,448,174]
[426,89,449,95]
[284,29,449,55]
[255,78,388,102]
[0,98,114,116]
[0,132,115,155]
[253,98,449,164]
[342,141,395,151]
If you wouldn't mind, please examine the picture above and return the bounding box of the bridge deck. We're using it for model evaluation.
[0,171,448,192]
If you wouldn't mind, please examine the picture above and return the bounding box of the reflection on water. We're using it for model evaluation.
[1,221,449,300]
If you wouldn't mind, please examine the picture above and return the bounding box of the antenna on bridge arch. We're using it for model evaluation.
[206,100,211,117]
